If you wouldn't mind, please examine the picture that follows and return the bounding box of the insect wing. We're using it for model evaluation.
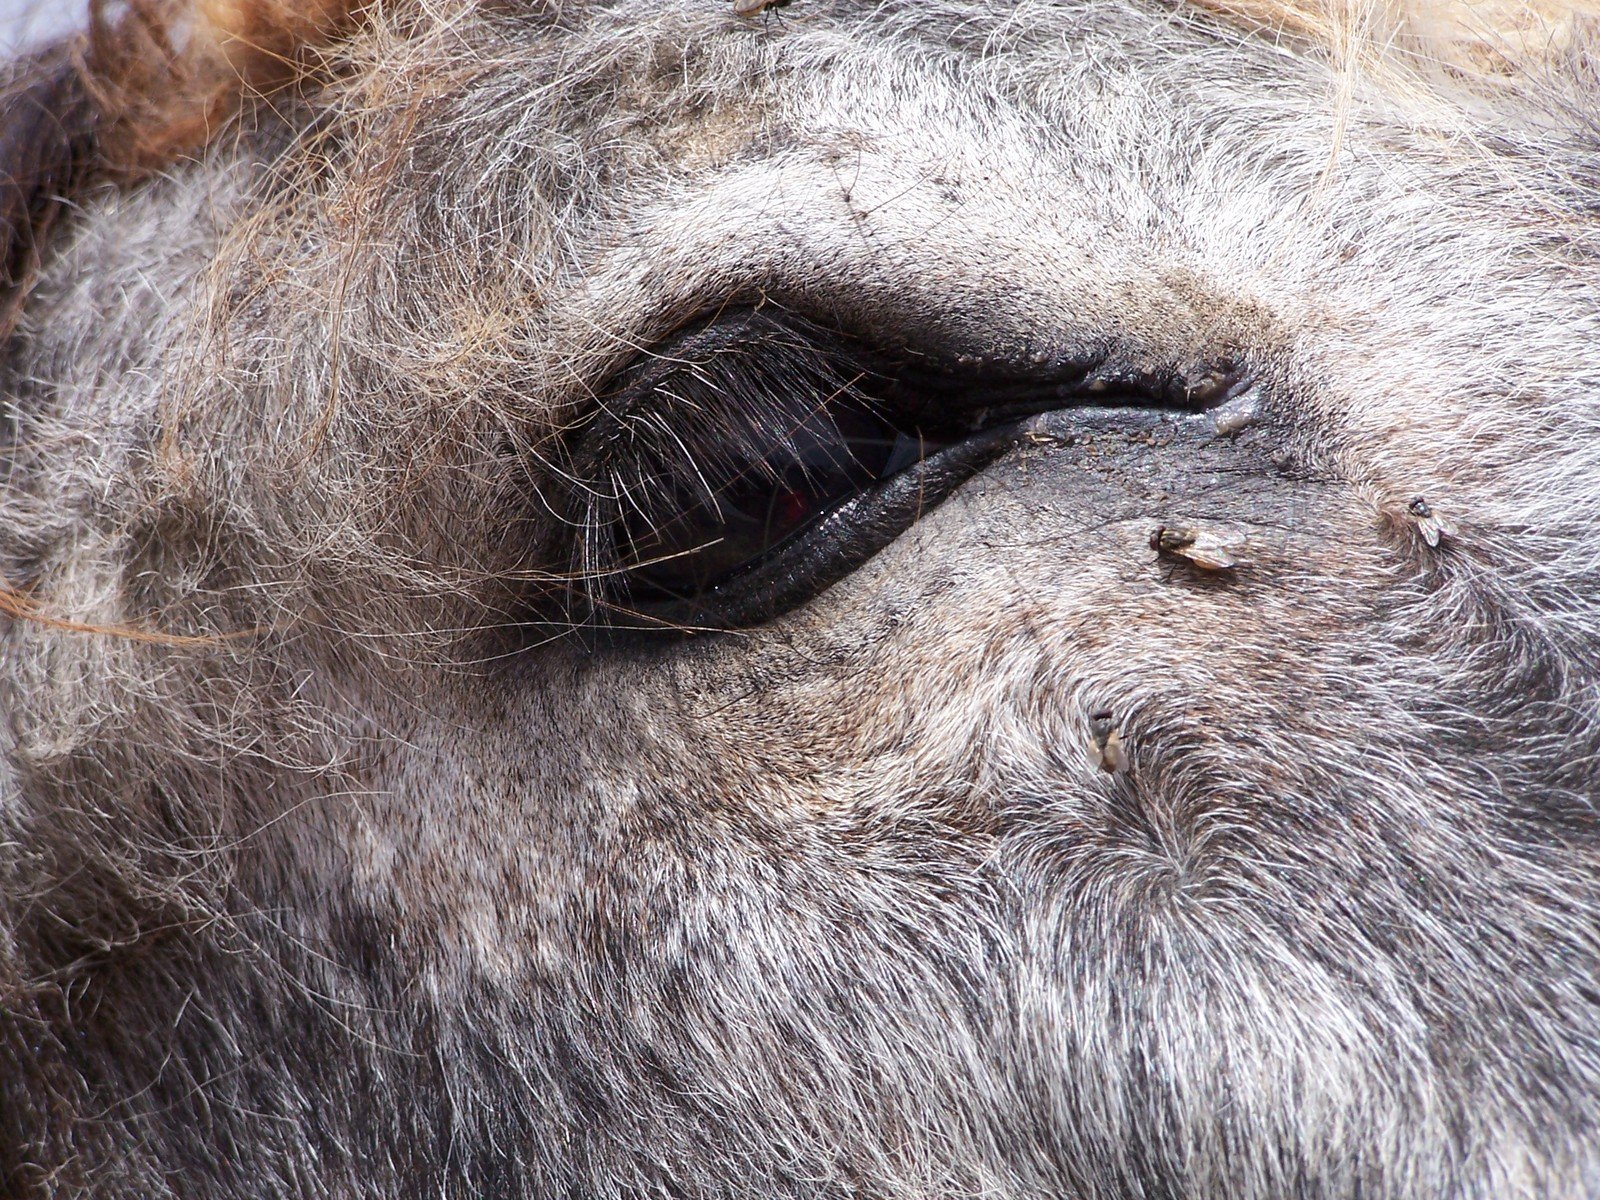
[1180,528,1251,570]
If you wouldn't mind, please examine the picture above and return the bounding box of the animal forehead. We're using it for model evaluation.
[198,0,1593,68]
[45,0,1597,197]
[106,0,1588,444]
[360,8,1449,379]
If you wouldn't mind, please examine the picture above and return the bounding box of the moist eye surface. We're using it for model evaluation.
[613,399,928,603]
[564,311,909,630]
[558,309,1228,636]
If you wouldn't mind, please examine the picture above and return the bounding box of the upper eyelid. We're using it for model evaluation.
[582,309,1249,464]
[595,311,867,397]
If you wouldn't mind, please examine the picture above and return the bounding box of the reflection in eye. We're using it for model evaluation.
[615,401,936,604]
[563,308,1191,632]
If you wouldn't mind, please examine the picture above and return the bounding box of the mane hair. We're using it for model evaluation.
[1201,0,1600,76]
[0,47,94,339]
[0,0,361,339]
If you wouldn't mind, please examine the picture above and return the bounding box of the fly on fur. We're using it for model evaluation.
[1151,522,1253,571]
[1088,709,1129,774]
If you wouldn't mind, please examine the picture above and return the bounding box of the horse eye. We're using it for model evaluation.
[561,309,1202,635]
[614,401,930,607]
[556,310,980,634]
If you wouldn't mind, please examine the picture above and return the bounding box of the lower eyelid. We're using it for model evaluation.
[596,421,1026,634]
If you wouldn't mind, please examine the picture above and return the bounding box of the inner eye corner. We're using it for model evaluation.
[1176,355,1256,410]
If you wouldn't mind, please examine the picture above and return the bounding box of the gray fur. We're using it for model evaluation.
[4,1,1600,1196]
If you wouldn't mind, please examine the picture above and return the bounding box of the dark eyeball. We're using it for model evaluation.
[616,402,929,604]
[551,308,1208,638]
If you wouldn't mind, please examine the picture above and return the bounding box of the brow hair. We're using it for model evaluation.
[0,0,1584,340]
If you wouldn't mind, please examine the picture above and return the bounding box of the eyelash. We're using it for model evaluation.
[540,310,1243,638]
[568,317,901,627]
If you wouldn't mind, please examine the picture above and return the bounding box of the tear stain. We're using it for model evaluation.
[1089,709,1129,774]
[1151,523,1253,571]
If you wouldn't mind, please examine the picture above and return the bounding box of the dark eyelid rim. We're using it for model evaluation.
[592,306,1244,438]
[582,420,1025,635]
[592,306,1116,434]
[554,307,1252,640]
[580,400,1209,639]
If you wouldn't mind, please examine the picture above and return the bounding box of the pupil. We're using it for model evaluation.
[772,488,812,531]
[616,400,913,603]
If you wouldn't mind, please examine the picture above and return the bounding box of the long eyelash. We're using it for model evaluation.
[568,317,878,623]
